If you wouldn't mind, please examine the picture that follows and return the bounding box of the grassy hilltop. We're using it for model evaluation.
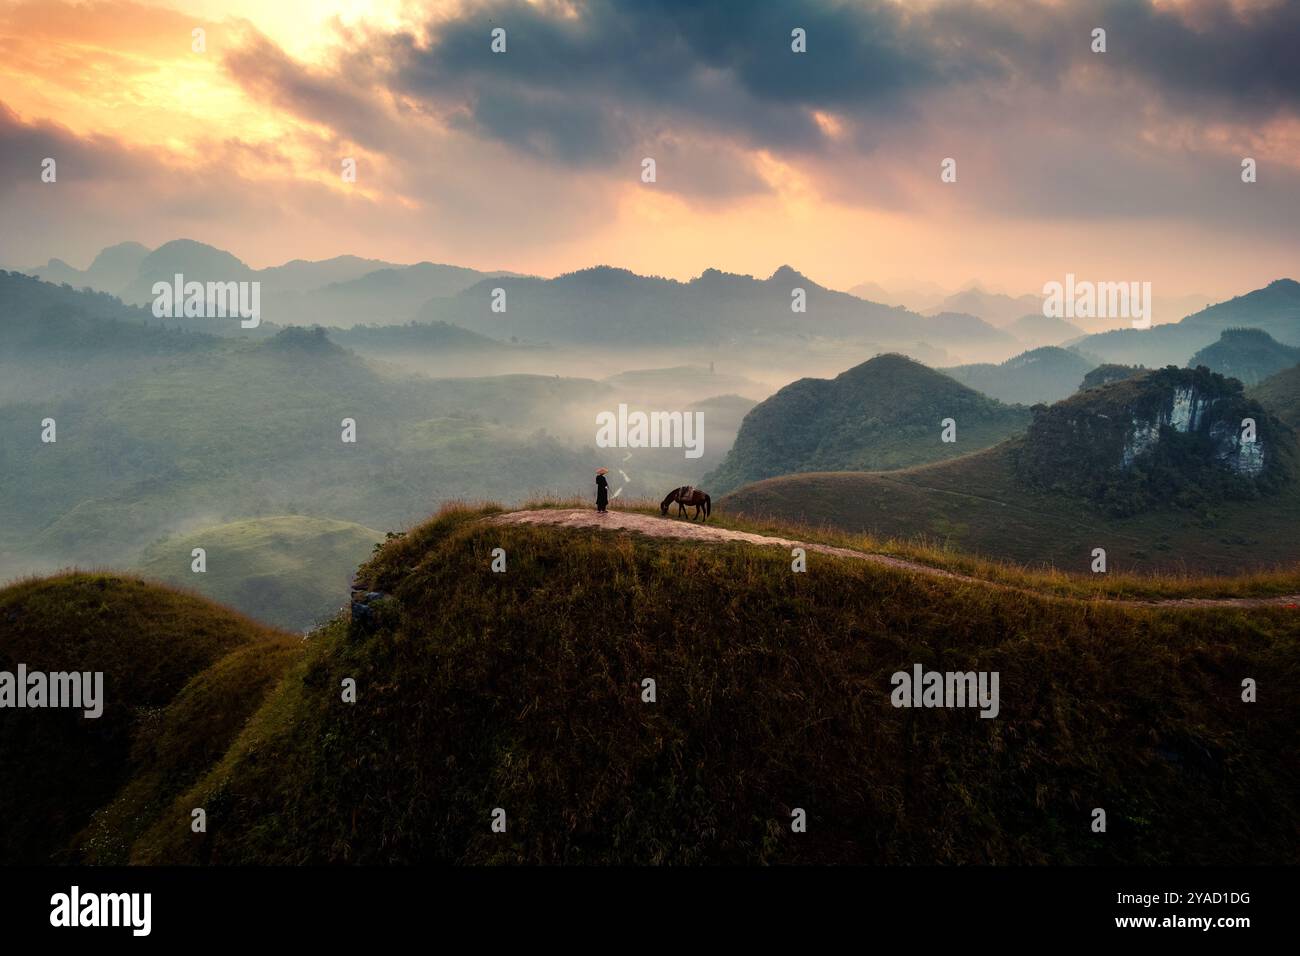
[137,516,384,631]
[2,503,1280,866]
[705,354,1030,494]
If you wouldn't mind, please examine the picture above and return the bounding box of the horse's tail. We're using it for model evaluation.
[704,494,711,518]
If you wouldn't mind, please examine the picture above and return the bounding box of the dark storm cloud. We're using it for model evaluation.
[1093,0,1300,111]
[377,0,1300,157]
[227,0,1300,173]
[203,0,1300,228]
[377,0,948,158]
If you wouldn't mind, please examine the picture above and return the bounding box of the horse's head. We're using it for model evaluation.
[660,500,669,516]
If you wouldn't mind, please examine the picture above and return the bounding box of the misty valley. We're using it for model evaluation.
[4,247,1300,634]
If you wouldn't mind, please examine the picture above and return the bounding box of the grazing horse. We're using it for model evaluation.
[660,486,712,521]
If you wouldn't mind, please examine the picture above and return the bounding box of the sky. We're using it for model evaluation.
[1,0,1298,299]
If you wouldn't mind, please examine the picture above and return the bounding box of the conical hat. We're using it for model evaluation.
[595,467,609,475]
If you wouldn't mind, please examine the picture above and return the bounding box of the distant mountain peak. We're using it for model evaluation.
[767,264,807,284]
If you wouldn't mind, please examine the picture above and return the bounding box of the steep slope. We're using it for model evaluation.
[74,636,302,864]
[1180,278,1300,345]
[120,505,1298,865]
[0,573,296,863]
[1188,328,1300,386]
[942,346,1094,404]
[704,353,1030,493]
[1250,363,1300,428]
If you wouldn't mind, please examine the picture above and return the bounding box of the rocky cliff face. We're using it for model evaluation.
[1117,382,1265,478]
[1015,366,1291,513]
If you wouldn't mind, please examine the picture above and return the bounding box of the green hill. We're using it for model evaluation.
[1189,328,1300,386]
[1079,363,1147,391]
[1250,363,1300,428]
[942,346,1095,404]
[704,353,1030,494]
[100,504,1296,865]
[723,367,1297,573]
[137,516,385,631]
[1013,365,1292,514]
[0,573,298,863]
[1180,278,1300,345]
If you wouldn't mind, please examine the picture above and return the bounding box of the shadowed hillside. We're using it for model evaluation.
[1250,363,1300,428]
[0,573,298,863]
[102,504,1297,865]
[1189,328,1300,386]
[942,346,1095,404]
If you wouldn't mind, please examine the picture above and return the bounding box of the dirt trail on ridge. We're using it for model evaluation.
[489,508,1300,610]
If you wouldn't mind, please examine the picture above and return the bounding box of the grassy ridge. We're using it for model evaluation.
[720,443,1300,576]
[546,496,1300,601]
[75,637,302,864]
[126,505,1298,865]
[1250,363,1300,428]
[0,573,297,863]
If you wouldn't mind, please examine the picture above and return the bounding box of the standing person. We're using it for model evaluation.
[595,467,609,513]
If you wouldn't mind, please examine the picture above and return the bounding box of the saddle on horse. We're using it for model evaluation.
[677,485,695,500]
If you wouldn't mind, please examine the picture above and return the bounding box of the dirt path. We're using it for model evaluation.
[490,508,1300,610]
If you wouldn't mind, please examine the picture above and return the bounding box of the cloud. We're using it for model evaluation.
[217,0,1300,211]
[5,0,1300,292]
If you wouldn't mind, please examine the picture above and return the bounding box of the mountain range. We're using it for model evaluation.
[28,240,1210,364]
